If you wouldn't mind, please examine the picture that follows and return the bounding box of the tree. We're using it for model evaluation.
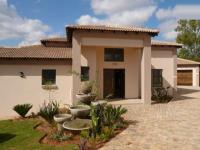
[176,20,200,61]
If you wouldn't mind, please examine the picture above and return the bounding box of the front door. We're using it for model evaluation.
[103,69,125,99]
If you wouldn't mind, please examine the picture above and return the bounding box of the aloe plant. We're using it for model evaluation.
[38,101,59,123]
[103,105,127,137]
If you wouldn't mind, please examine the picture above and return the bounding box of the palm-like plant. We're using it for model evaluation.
[13,104,33,118]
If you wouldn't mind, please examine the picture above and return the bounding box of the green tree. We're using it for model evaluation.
[176,19,200,61]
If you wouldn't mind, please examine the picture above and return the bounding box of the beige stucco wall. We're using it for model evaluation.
[151,46,177,94]
[81,46,142,99]
[72,30,152,103]
[0,64,72,119]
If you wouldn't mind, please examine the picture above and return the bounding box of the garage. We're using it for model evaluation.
[177,58,200,87]
[177,70,192,86]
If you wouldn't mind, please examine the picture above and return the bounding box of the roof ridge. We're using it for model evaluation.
[177,58,200,64]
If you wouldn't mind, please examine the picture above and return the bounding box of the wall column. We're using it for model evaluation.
[193,66,199,87]
[141,37,151,105]
[172,49,177,93]
[71,32,81,105]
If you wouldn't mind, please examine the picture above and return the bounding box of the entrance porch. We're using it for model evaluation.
[71,31,152,105]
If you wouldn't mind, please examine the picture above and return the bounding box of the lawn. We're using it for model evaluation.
[0,119,78,150]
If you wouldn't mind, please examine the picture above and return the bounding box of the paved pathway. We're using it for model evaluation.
[100,87,200,150]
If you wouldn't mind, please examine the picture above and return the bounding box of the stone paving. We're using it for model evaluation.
[100,87,200,150]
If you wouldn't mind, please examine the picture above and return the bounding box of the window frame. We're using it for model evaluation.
[152,69,163,88]
[104,48,124,62]
[42,69,56,85]
[81,66,90,81]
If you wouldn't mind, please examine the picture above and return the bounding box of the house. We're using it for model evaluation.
[177,58,200,87]
[0,25,182,118]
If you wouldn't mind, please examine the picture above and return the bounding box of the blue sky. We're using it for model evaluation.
[0,0,199,47]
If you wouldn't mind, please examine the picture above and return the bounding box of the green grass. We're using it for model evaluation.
[0,119,78,150]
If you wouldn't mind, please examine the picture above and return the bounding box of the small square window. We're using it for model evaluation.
[152,69,163,87]
[104,48,124,62]
[42,69,56,85]
[81,67,89,81]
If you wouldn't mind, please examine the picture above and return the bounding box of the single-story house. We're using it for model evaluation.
[0,25,182,118]
[177,58,200,87]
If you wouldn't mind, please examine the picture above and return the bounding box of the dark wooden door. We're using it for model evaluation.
[103,69,125,98]
[103,69,114,98]
[177,70,193,86]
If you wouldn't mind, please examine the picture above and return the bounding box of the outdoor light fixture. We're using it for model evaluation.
[19,72,26,78]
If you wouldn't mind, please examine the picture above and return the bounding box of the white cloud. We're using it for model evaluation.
[91,0,154,15]
[156,5,200,20]
[156,5,200,41]
[0,0,53,46]
[158,19,178,40]
[77,0,157,26]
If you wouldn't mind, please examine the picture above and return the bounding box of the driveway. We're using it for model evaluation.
[100,87,200,150]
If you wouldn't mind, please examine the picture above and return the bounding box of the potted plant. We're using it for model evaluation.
[76,81,96,105]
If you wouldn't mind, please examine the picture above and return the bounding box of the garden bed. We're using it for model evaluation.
[36,118,129,150]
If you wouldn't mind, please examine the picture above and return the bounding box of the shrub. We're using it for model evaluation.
[103,105,127,125]
[152,86,173,103]
[90,105,104,138]
[103,105,127,137]
[51,132,72,142]
[90,104,127,139]
[81,81,94,94]
[13,104,32,118]
[38,101,59,123]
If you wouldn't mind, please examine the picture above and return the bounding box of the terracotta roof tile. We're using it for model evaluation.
[0,45,72,59]
[177,58,200,65]
[66,24,159,41]
[152,40,182,48]
[67,24,159,34]
[41,37,67,42]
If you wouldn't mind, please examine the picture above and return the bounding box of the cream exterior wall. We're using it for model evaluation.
[72,30,152,103]
[0,31,179,119]
[0,64,72,119]
[81,46,141,99]
[151,46,177,94]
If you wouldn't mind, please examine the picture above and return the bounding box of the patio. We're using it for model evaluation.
[100,86,200,150]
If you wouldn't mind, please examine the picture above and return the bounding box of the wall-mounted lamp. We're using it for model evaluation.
[19,72,26,78]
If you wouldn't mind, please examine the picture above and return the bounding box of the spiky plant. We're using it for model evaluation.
[13,104,33,118]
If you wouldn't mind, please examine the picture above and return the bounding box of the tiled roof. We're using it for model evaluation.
[0,45,72,59]
[177,58,200,65]
[152,40,182,48]
[66,25,159,34]
[41,37,67,42]
[66,24,159,41]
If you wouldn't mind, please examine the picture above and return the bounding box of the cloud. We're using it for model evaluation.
[156,5,200,40]
[91,0,154,15]
[0,0,53,46]
[77,0,157,26]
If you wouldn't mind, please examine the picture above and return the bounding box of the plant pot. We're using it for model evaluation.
[53,114,72,134]
[63,119,92,131]
[91,100,108,106]
[69,105,91,118]
[53,114,72,123]
[76,93,92,105]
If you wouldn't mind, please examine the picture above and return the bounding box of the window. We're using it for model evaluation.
[104,48,124,62]
[81,67,89,81]
[42,69,56,85]
[152,69,163,87]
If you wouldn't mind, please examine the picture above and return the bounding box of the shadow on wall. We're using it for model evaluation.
[0,133,16,143]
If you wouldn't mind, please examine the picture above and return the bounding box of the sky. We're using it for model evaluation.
[0,0,199,47]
